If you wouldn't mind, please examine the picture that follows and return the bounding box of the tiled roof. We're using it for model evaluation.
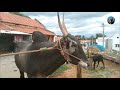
[80,40,91,43]
[0,23,10,30]
[0,12,44,28]
[0,12,55,36]
[0,24,55,36]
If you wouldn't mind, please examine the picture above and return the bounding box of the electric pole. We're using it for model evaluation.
[119,33,120,51]
[102,23,105,47]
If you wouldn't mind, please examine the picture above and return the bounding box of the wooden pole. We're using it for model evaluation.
[77,64,82,78]
[87,47,90,58]
[119,33,120,51]
[102,23,105,47]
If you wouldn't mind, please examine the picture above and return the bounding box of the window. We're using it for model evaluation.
[115,44,120,47]
[118,44,120,47]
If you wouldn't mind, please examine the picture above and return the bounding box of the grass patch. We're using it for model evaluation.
[90,68,113,78]
[84,68,113,78]
[50,64,70,77]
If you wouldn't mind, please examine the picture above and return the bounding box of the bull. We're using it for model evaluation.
[14,12,89,78]
[91,53,105,69]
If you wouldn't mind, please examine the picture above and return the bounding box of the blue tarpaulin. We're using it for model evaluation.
[89,44,105,51]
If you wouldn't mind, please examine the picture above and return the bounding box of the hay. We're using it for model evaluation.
[87,46,101,57]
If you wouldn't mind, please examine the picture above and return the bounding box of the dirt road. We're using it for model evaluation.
[0,55,120,78]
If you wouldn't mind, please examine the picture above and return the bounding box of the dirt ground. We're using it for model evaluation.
[0,55,120,78]
[50,60,120,78]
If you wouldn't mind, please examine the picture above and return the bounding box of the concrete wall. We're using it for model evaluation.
[105,39,113,51]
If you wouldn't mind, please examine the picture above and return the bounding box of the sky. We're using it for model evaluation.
[22,12,120,38]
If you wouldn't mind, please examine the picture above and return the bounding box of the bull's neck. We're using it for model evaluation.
[43,46,67,76]
[30,41,67,76]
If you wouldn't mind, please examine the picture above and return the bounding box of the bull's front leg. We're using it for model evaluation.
[96,61,100,68]
[27,73,47,78]
[101,60,105,69]
[20,71,25,78]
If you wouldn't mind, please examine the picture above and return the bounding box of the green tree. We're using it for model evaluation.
[89,35,96,44]
[96,33,106,39]
[9,12,30,18]
[88,35,95,40]
[81,35,86,40]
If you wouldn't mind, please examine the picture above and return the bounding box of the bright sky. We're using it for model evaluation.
[22,12,120,37]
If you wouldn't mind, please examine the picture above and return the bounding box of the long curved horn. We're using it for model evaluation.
[62,13,68,34]
[57,12,68,36]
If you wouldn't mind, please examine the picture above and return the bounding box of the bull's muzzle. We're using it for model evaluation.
[78,61,90,69]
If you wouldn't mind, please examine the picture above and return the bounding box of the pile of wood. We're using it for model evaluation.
[102,53,120,64]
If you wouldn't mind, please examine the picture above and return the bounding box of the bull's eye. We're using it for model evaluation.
[69,40,77,48]
[68,41,76,54]
[68,37,77,45]
[69,41,72,47]
[72,42,77,47]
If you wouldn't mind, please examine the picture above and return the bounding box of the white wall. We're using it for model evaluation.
[111,33,120,51]
[96,37,108,47]
[96,33,120,51]
[53,35,57,42]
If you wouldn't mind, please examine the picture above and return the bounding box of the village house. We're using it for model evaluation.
[0,12,56,52]
[96,33,120,51]
[96,37,108,47]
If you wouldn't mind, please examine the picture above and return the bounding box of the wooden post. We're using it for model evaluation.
[87,47,89,58]
[77,64,82,78]
[88,58,93,70]
[119,33,120,51]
